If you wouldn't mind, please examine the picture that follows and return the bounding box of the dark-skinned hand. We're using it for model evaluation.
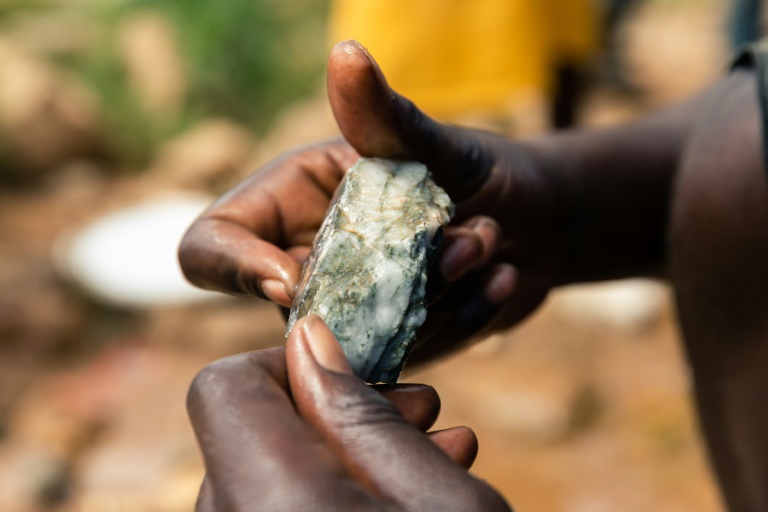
[179,40,564,365]
[188,315,512,511]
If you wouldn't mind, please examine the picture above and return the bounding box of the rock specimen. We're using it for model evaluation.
[286,158,454,383]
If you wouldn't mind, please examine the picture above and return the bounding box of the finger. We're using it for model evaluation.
[179,140,359,307]
[428,426,479,470]
[286,315,508,511]
[327,40,496,200]
[179,218,301,307]
[374,384,441,431]
[186,348,361,509]
[484,263,520,306]
[411,264,518,366]
[457,217,503,270]
[428,216,504,304]
[410,262,553,370]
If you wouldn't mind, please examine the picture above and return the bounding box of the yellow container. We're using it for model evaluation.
[329,0,602,120]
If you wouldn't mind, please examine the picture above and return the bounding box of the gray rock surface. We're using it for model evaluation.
[286,158,453,383]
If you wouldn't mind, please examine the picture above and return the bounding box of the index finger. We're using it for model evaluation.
[179,216,301,307]
[178,140,359,307]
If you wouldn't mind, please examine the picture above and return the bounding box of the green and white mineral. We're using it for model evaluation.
[286,158,454,384]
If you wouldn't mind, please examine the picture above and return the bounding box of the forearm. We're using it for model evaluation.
[526,86,720,284]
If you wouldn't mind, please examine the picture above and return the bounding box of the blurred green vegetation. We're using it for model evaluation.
[142,0,329,123]
[0,0,330,168]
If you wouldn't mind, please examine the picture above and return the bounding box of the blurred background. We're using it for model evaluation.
[0,0,751,510]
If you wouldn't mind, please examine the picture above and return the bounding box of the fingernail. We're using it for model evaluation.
[261,279,292,307]
[300,316,353,375]
[440,238,480,281]
[484,264,517,305]
[351,40,390,92]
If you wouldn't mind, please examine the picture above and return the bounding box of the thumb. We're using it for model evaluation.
[327,40,495,200]
[286,315,508,511]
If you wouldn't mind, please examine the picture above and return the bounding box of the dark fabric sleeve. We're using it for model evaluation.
[733,38,768,169]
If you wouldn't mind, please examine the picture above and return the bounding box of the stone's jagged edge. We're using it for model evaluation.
[287,182,344,323]
[368,230,432,383]
[286,158,454,384]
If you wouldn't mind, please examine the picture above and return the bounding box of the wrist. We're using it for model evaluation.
[520,123,676,284]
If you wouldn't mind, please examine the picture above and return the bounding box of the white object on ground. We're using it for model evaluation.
[53,194,223,308]
[552,279,669,332]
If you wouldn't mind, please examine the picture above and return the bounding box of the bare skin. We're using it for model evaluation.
[670,69,768,512]
[181,41,768,510]
[179,41,692,362]
[188,315,510,512]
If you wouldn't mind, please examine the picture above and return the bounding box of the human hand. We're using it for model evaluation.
[187,315,511,511]
[179,41,566,363]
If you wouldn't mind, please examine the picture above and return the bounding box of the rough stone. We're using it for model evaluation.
[287,158,453,383]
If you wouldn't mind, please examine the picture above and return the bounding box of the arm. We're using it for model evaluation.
[179,40,709,361]
[527,93,707,283]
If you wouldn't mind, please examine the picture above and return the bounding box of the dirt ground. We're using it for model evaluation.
[0,0,739,510]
